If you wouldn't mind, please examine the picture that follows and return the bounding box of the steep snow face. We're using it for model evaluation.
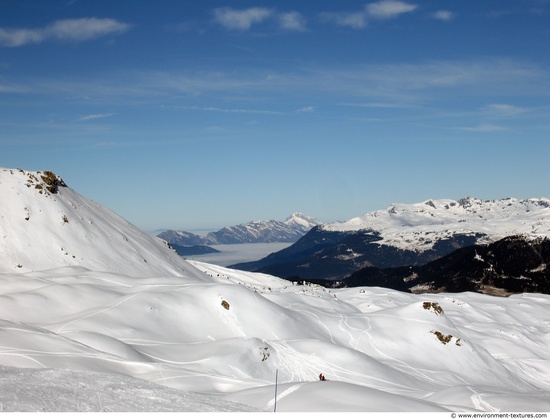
[0,168,195,277]
[322,197,550,250]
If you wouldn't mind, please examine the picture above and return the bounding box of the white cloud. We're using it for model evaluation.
[367,0,418,20]
[212,8,306,32]
[182,106,283,115]
[278,12,307,31]
[297,106,315,113]
[455,123,507,132]
[432,10,455,21]
[77,113,116,122]
[212,7,273,31]
[0,18,131,47]
[320,1,417,29]
[485,103,528,116]
[319,11,368,29]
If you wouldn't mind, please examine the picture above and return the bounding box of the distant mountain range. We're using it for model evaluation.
[231,197,550,295]
[158,212,320,246]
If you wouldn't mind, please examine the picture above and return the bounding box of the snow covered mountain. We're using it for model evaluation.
[324,197,550,249]
[158,212,319,245]
[1,168,550,412]
[233,197,550,281]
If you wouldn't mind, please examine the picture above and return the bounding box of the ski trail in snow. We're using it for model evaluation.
[0,351,46,367]
[291,308,336,344]
[469,386,498,412]
[269,338,414,393]
[338,313,374,351]
[56,291,146,334]
[270,340,326,382]
[266,383,302,410]
[338,314,357,349]
[359,316,446,385]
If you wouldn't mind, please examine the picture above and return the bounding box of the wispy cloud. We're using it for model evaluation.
[432,10,455,21]
[455,123,508,132]
[319,10,369,29]
[320,0,417,29]
[212,7,274,31]
[297,106,315,113]
[77,113,116,122]
[366,0,418,19]
[0,18,131,47]
[339,101,417,109]
[212,7,306,32]
[182,106,284,115]
[484,103,528,116]
[7,59,547,119]
[278,12,307,32]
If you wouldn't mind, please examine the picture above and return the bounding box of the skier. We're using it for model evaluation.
[319,373,326,381]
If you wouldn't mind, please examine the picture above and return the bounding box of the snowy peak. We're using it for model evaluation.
[159,213,320,246]
[284,212,320,232]
[0,168,192,277]
[204,214,317,244]
[323,197,550,250]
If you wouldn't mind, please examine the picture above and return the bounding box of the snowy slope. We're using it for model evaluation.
[324,197,550,250]
[1,168,550,412]
[1,263,549,412]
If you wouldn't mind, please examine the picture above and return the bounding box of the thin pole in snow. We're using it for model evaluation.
[274,368,279,413]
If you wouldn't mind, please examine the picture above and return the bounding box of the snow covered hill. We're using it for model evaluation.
[0,168,191,277]
[1,168,550,412]
[158,212,320,246]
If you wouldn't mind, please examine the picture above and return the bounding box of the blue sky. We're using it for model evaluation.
[2,0,550,232]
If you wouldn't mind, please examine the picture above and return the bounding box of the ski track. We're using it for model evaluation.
[469,386,499,412]
[291,308,336,344]
[270,340,326,382]
[266,383,302,410]
[56,290,147,334]
[286,309,449,390]
[0,351,46,368]
[358,316,447,385]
